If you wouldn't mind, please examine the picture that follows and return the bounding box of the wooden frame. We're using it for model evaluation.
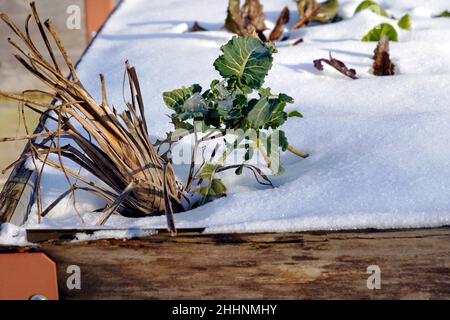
[2,227,449,299]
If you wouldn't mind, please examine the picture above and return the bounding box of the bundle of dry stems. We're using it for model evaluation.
[0,3,182,233]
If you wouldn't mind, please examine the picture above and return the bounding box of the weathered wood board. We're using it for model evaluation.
[6,227,448,300]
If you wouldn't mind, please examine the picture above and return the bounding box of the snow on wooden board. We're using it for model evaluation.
[3,0,450,244]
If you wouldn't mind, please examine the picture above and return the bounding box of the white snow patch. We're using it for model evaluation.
[72,228,158,242]
[0,224,31,246]
[3,0,450,244]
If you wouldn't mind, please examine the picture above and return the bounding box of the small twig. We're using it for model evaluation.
[96,181,135,226]
[217,164,273,187]
[185,126,200,192]
[293,5,320,29]
[0,131,55,142]
[287,145,309,158]
[163,163,177,235]
[313,52,358,80]
[256,138,272,170]
[41,184,114,218]
[189,21,207,32]
[292,38,304,46]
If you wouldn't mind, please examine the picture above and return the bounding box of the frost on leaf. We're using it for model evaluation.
[213,36,276,90]
[372,35,395,76]
[162,36,307,202]
[313,53,358,79]
[163,84,202,112]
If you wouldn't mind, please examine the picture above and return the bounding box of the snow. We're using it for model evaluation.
[71,228,158,242]
[0,223,31,246]
[2,0,450,244]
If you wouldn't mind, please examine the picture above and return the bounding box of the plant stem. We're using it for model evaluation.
[217,134,245,165]
[256,138,272,170]
[287,145,309,158]
[185,129,199,193]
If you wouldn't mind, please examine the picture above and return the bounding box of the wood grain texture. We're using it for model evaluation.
[21,227,450,300]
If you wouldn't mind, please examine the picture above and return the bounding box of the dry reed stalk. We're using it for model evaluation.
[0,2,182,233]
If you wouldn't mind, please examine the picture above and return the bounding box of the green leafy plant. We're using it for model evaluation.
[362,23,398,42]
[354,0,388,17]
[162,36,307,204]
[397,14,411,30]
[436,10,450,17]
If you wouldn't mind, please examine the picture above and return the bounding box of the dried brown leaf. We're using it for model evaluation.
[225,0,246,35]
[373,35,395,76]
[190,21,207,32]
[292,38,304,46]
[242,0,266,32]
[225,0,266,38]
[269,7,290,42]
[313,53,358,80]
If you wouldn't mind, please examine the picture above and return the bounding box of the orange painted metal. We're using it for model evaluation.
[85,0,115,43]
[0,253,58,300]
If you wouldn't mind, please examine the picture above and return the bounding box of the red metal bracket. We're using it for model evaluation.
[85,0,115,43]
[0,252,58,300]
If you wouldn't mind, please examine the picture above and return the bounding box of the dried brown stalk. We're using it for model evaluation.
[241,0,266,32]
[0,2,182,232]
[293,5,320,29]
[373,36,395,76]
[269,7,290,42]
[225,0,267,40]
[313,53,358,80]
[292,38,304,46]
[190,21,207,32]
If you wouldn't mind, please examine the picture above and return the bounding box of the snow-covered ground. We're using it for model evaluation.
[3,0,450,244]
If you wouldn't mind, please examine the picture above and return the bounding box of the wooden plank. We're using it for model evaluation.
[14,227,448,299]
